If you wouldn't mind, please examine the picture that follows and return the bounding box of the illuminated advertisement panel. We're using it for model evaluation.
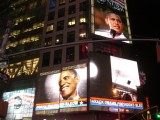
[35,63,87,115]
[91,0,131,41]
[89,53,143,113]
[2,88,35,120]
[110,56,140,91]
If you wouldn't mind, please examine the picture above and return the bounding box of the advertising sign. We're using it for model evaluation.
[91,0,131,42]
[35,63,87,115]
[3,88,35,120]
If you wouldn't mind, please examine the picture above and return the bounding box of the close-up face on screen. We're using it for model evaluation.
[92,0,130,40]
[35,64,87,114]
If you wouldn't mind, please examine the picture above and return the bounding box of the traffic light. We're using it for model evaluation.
[156,113,160,119]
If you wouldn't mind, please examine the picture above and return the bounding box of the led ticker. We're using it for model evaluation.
[90,97,143,110]
[90,97,143,113]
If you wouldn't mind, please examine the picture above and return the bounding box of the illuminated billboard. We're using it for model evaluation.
[89,53,143,113]
[110,56,140,91]
[91,0,131,42]
[2,88,35,120]
[35,63,87,115]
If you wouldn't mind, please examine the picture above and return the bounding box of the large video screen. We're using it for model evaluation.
[89,53,143,113]
[2,88,35,120]
[91,0,131,41]
[35,63,87,115]
[110,56,140,91]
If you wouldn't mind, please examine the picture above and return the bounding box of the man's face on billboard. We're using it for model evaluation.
[105,13,124,35]
[59,70,79,99]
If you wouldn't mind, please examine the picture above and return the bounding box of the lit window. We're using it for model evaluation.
[79,29,87,39]
[45,37,52,46]
[80,15,86,23]
[56,34,63,44]
[68,17,76,27]
[59,0,65,5]
[46,24,54,33]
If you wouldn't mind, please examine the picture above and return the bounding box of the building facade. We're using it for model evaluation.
[0,0,144,120]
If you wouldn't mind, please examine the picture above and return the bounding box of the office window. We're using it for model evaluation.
[79,29,87,39]
[54,49,62,65]
[80,1,87,11]
[42,52,50,67]
[57,21,64,31]
[66,47,74,62]
[48,11,55,21]
[58,8,65,18]
[80,15,86,23]
[49,0,56,9]
[68,5,76,14]
[55,34,63,44]
[68,17,76,27]
[69,0,75,3]
[44,37,52,46]
[67,31,75,43]
[46,24,54,34]
[79,44,88,59]
[59,0,65,5]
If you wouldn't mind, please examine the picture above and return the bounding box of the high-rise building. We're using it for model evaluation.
[0,0,144,120]
[0,0,46,87]
[0,0,46,119]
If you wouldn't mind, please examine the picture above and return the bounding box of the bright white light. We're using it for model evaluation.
[110,56,140,90]
[90,61,98,78]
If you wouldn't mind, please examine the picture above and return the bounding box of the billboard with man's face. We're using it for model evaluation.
[91,0,131,42]
[35,63,87,115]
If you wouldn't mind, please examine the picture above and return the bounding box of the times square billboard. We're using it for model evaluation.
[2,88,35,120]
[34,54,143,116]
[91,0,132,43]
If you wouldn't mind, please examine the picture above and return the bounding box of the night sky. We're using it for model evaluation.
[126,0,160,110]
